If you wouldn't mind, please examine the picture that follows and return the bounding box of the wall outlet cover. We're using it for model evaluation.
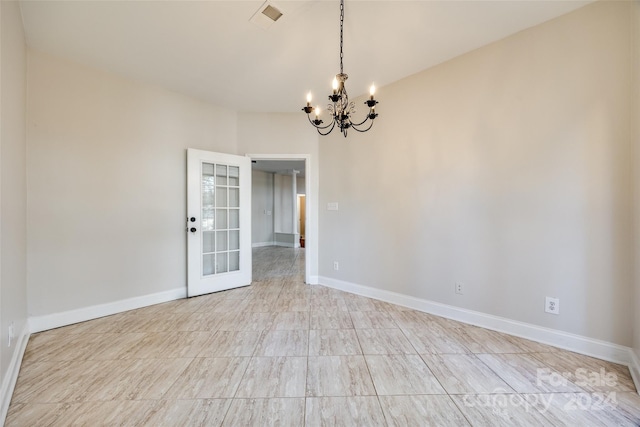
[545,297,560,315]
[455,282,464,295]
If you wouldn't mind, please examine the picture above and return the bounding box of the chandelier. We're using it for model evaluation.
[302,0,378,137]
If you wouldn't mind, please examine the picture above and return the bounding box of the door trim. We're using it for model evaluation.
[246,153,316,285]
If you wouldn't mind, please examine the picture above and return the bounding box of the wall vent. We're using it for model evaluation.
[250,1,283,29]
[262,5,282,22]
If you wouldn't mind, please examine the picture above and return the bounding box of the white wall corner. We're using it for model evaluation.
[29,287,187,333]
[318,276,634,366]
[1,323,30,426]
[629,349,640,395]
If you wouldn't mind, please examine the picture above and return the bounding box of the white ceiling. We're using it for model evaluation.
[19,0,592,113]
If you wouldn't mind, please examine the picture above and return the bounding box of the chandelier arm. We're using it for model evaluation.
[349,115,371,127]
[350,119,375,133]
[317,121,337,136]
[306,114,334,130]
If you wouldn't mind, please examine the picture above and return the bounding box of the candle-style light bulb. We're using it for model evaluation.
[369,83,376,100]
[332,77,338,94]
[306,92,312,106]
[314,106,321,118]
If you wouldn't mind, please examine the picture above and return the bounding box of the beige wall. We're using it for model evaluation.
[1,0,28,400]
[274,174,295,234]
[319,1,633,345]
[252,170,274,245]
[26,51,238,316]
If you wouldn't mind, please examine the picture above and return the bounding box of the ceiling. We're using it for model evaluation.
[19,0,592,113]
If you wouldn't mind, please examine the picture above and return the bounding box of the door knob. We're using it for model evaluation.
[190,227,197,233]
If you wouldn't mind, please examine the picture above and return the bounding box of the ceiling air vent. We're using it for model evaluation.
[250,1,283,29]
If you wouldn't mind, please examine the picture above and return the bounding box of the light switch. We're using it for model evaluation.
[327,202,339,211]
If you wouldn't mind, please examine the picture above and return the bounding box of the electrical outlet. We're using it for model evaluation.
[333,261,339,271]
[8,322,14,347]
[545,297,559,315]
[455,282,464,295]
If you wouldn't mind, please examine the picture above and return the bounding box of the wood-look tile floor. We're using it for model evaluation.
[6,247,640,426]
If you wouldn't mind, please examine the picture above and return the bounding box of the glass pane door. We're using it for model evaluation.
[187,148,251,298]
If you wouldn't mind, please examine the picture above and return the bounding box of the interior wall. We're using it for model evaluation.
[319,1,633,346]
[274,174,294,234]
[0,0,28,396]
[26,50,238,317]
[251,170,274,246]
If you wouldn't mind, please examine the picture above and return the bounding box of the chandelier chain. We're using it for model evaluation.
[339,0,344,75]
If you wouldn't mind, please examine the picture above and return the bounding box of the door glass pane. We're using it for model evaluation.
[216,252,228,273]
[203,231,215,253]
[229,251,240,272]
[203,254,215,276]
[216,187,228,207]
[229,188,239,208]
[200,160,242,277]
[216,231,228,252]
[229,209,239,229]
[216,164,227,185]
[229,230,239,250]
[202,163,215,231]
[216,209,227,230]
[229,166,240,186]
[202,163,215,176]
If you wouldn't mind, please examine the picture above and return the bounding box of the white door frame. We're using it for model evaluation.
[247,154,316,285]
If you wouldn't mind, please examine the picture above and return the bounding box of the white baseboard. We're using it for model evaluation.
[1,323,30,426]
[29,287,186,333]
[629,348,640,395]
[252,242,275,248]
[308,275,320,285]
[274,242,295,248]
[318,276,633,367]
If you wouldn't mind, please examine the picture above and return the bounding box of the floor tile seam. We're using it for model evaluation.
[465,353,524,395]
[304,327,310,424]
[355,331,382,403]
[419,352,519,395]
[223,333,264,425]
[248,330,268,358]
[447,392,477,427]
[355,327,418,355]
[396,324,446,362]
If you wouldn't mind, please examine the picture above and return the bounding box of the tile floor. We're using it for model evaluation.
[6,247,640,426]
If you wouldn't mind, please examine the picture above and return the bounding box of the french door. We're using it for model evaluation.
[187,149,251,297]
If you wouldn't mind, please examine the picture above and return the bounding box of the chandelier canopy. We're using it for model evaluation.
[302,0,378,137]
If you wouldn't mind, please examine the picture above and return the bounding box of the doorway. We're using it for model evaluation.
[248,154,314,285]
